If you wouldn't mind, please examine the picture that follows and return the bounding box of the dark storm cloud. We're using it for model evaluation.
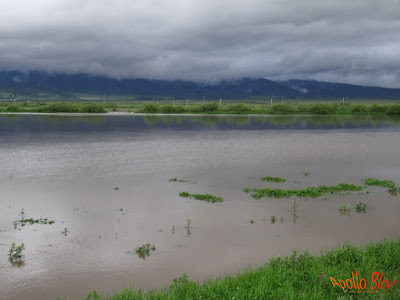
[1,0,400,87]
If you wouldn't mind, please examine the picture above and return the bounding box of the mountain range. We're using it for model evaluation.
[1,71,400,101]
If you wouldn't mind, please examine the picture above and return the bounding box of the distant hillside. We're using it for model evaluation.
[0,71,301,100]
[1,71,400,100]
[279,79,400,100]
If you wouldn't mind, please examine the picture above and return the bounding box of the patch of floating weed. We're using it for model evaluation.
[9,243,25,262]
[304,172,311,176]
[114,187,120,190]
[364,178,399,195]
[169,178,190,183]
[250,219,255,224]
[339,204,351,215]
[356,202,367,213]
[271,216,276,223]
[61,228,69,236]
[261,176,286,182]
[135,244,156,259]
[244,183,362,199]
[179,192,223,203]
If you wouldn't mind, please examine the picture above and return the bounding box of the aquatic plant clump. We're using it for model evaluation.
[169,178,189,182]
[356,202,367,213]
[339,204,351,215]
[9,243,25,261]
[261,176,286,182]
[179,192,223,203]
[364,178,399,194]
[135,243,156,259]
[244,183,363,199]
[16,218,55,226]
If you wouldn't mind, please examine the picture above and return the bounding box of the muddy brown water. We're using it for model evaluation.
[0,114,400,300]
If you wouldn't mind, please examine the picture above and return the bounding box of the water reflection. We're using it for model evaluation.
[1,114,400,135]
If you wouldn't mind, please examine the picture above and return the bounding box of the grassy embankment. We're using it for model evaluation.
[1,101,400,115]
[86,238,400,299]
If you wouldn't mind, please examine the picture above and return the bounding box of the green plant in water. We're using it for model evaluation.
[16,217,55,226]
[261,176,286,182]
[185,219,192,236]
[304,172,311,176]
[364,178,398,195]
[250,219,255,224]
[9,243,25,262]
[179,192,223,203]
[135,243,156,259]
[271,216,276,224]
[62,228,69,236]
[172,225,175,234]
[245,183,363,199]
[114,187,120,190]
[355,202,367,213]
[19,208,25,220]
[339,204,351,215]
[169,178,189,182]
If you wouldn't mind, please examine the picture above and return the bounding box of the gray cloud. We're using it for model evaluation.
[1,0,400,87]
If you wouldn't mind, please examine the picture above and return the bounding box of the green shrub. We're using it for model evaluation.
[227,103,250,113]
[6,104,21,112]
[142,103,159,113]
[198,103,219,112]
[386,104,400,115]
[79,103,106,113]
[351,104,367,114]
[370,103,387,113]
[309,104,330,115]
[160,105,187,113]
[46,103,79,113]
[269,103,297,114]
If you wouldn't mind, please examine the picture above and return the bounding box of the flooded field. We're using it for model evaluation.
[1,114,400,300]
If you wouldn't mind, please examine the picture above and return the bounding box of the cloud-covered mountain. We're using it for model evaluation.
[1,71,400,100]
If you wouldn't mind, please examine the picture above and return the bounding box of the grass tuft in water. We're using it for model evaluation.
[261,176,286,182]
[339,204,351,215]
[179,192,223,203]
[135,244,156,259]
[8,243,25,262]
[355,202,367,213]
[169,178,190,182]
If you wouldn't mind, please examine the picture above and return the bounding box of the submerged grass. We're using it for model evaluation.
[86,238,400,299]
[244,183,363,199]
[261,176,286,182]
[179,192,223,203]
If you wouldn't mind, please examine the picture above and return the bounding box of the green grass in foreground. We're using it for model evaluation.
[243,183,363,199]
[261,176,286,182]
[86,238,400,299]
[179,192,223,203]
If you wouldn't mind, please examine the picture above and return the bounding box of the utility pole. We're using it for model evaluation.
[270,97,273,105]
[219,98,222,107]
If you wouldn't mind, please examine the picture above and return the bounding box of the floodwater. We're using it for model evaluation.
[0,114,400,300]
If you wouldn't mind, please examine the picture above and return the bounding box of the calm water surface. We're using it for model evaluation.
[0,114,400,300]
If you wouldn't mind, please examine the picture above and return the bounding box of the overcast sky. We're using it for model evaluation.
[1,0,400,87]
